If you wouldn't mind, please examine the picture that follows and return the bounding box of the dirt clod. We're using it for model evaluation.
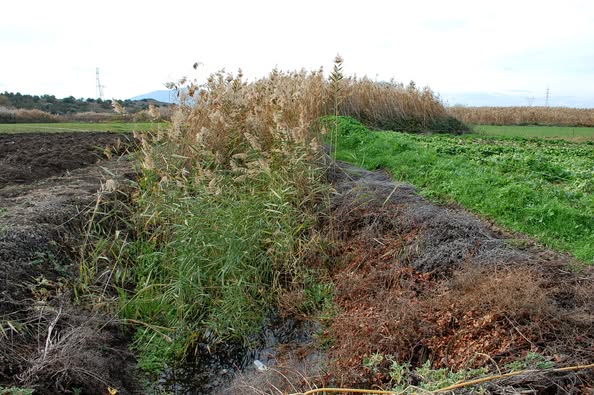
[0,132,140,394]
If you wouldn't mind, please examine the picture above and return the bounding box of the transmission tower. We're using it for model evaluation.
[96,68,105,100]
[545,87,550,107]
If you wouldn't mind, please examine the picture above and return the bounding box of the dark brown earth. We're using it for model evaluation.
[0,132,130,187]
[0,132,139,394]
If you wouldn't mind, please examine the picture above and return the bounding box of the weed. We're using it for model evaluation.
[0,386,34,395]
[102,67,331,372]
[336,79,468,133]
[504,352,555,371]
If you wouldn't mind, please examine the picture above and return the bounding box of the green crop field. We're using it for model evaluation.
[473,124,594,141]
[329,116,594,263]
[0,121,166,134]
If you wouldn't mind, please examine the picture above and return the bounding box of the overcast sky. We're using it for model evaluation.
[1,0,593,106]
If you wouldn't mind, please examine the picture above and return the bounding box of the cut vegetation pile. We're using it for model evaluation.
[449,106,594,127]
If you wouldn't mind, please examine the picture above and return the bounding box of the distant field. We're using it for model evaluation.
[473,124,594,141]
[0,122,166,134]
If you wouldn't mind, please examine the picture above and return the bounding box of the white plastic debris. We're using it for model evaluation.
[253,359,267,371]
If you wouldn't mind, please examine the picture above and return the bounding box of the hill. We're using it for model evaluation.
[130,90,176,103]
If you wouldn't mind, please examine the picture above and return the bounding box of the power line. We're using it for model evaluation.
[96,68,105,100]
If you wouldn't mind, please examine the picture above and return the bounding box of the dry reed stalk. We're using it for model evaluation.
[448,106,594,126]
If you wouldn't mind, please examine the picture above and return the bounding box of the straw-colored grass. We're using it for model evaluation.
[337,79,468,133]
[449,106,594,127]
[111,68,331,371]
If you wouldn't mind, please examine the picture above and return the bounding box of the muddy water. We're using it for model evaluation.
[158,316,323,394]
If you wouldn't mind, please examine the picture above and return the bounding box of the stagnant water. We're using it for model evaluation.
[158,315,322,394]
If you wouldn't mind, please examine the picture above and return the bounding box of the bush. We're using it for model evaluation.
[112,68,329,369]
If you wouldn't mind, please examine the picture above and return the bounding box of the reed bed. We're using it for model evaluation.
[336,78,467,133]
[448,106,594,126]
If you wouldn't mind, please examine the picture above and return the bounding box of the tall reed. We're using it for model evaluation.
[333,78,468,133]
[122,68,328,370]
[448,106,594,127]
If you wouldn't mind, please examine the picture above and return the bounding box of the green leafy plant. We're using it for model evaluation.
[388,359,487,393]
[0,386,34,395]
[504,352,555,371]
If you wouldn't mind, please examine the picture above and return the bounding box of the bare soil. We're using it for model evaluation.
[0,132,140,394]
[0,132,131,187]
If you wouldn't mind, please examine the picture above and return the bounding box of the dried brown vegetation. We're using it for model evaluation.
[336,78,468,133]
[0,107,60,123]
[448,106,594,126]
[324,163,594,391]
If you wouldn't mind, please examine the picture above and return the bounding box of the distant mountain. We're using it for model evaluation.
[130,90,177,103]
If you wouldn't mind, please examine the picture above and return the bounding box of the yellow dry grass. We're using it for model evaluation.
[448,106,594,126]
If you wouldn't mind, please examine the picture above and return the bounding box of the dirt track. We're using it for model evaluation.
[0,132,139,394]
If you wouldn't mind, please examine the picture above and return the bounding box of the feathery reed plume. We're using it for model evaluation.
[111,99,126,115]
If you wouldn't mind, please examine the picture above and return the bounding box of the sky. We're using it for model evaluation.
[1,0,593,107]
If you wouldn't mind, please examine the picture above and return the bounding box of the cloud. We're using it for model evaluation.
[1,0,593,104]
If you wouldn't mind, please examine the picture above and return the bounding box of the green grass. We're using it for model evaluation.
[328,116,594,264]
[473,124,594,141]
[87,148,325,374]
[0,122,166,134]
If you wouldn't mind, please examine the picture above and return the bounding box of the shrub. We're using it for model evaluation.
[14,109,59,123]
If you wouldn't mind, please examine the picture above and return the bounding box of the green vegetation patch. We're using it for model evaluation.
[474,124,594,141]
[328,116,594,263]
[0,122,165,134]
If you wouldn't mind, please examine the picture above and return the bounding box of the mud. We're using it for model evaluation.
[0,132,140,394]
[158,315,323,395]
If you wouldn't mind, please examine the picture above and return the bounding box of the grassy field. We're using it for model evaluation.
[330,116,594,263]
[473,124,594,141]
[0,121,165,134]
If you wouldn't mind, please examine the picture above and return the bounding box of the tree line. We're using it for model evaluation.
[0,92,165,114]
